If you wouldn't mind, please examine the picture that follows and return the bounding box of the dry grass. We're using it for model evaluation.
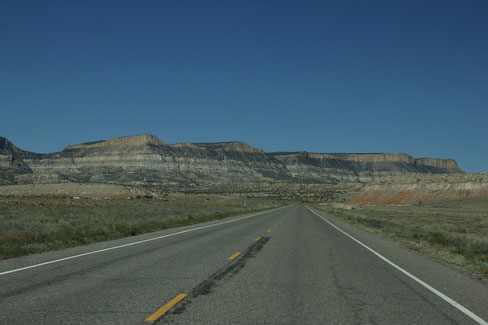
[314,196,488,277]
[0,194,284,259]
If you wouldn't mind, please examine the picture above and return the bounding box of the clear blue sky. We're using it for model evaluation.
[1,1,487,172]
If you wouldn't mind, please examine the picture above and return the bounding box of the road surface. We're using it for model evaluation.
[1,205,487,324]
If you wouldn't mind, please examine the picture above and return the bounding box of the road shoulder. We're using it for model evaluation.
[307,206,488,322]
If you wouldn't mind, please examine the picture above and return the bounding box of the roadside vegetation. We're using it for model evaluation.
[313,197,488,277]
[0,194,284,259]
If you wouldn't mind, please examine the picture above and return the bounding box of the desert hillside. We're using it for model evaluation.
[0,134,461,187]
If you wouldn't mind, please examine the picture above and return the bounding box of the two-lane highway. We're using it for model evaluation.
[1,205,487,324]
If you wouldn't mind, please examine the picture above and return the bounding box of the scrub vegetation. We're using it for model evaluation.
[314,196,488,277]
[0,194,283,259]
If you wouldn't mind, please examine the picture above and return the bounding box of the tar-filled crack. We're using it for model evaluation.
[153,236,270,323]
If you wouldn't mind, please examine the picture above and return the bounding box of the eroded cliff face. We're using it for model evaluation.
[9,135,287,186]
[415,158,460,170]
[270,151,461,183]
[308,153,459,170]
[0,137,36,185]
[0,135,462,186]
[65,134,165,150]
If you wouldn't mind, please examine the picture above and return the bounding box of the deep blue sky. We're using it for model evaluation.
[1,1,487,172]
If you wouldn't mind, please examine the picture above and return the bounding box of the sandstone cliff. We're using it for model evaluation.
[0,137,37,185]
[270,151,460,183]
[65,134,166,149]
[0,135,462,186]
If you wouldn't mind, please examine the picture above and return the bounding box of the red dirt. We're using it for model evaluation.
[346,174,488,205]
[384,190,408,204]
[348,189,487,205]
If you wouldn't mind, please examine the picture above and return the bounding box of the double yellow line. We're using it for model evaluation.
[145,244,249,321]
[145,217,286,322]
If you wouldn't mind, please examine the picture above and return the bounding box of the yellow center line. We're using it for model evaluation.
[255,236,261,241]
[145,293,187,322]
[228,252,241,260]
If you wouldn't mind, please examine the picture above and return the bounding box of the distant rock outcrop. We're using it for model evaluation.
[65,134,165,149]
[189,142,265,154]
[0,135,462,186]
[0,137,36,185]
[415,157,460,170]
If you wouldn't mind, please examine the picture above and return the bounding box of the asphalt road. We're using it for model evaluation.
[1,205,487,324]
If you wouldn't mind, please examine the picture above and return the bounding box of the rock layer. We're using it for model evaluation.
[0,135,462,186]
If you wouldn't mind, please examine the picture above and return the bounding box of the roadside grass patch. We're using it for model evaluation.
[0,194,284,259]
[314,196,488,277]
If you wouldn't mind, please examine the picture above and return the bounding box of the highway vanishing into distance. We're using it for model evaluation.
[1,205,487,324]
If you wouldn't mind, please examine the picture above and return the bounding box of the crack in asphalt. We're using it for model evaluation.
[153,236,270,324]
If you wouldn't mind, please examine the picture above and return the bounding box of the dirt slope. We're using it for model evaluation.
[348,173,488,204]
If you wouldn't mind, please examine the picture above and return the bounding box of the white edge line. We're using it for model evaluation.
[0,206,289,277]
[306,206,488,325]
